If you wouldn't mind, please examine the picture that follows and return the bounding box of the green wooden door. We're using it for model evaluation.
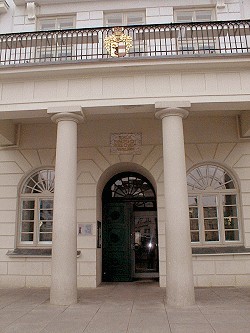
[102,203,132,282]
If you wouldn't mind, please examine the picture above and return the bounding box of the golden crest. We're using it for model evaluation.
[104,27,133,58]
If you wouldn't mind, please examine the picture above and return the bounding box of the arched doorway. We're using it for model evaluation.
[102,172,159,282]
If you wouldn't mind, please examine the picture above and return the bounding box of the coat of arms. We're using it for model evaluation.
[104,27,133,58]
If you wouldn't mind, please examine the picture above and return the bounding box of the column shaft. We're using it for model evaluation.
[50,113,81,305]
[157,108,195,307]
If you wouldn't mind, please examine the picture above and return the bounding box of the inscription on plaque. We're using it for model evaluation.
[111,133,142,154]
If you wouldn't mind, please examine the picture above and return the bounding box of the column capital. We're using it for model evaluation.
[155,107,189,120]
[51,112,85,124]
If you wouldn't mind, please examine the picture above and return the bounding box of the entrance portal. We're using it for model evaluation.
[102,172,158,282]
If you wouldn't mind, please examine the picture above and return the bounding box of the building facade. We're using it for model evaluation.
[0,0,250,306]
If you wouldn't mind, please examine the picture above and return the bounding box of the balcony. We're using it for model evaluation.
[0,20,249,66]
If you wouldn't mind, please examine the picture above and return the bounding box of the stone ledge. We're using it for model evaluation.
[6,249,81,258]
[192,246,250,255]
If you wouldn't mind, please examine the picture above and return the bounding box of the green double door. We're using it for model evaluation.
[102,202,159,282]
[102,203,132,282]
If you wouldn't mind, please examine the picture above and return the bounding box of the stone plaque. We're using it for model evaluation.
[110,133,142,154]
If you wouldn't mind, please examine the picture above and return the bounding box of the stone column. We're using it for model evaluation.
[155,108,195,307]
[50,112,83,306]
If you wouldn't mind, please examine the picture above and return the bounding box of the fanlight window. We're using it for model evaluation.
[22,169,55,194]
[187,165,240,245]
[105,173,155,199]
[187,165,235,191]
[103,173,156,212]
[19,169,55,246]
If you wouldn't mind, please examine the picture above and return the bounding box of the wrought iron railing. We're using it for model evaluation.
[0,20,249,66]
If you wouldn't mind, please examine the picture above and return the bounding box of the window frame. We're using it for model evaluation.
[174,7,216,23]
[174,7,217,55]
[17,168,55,248]
[187,164,242,247]
[37,16,76,31]
[36,16,76,62]
[104,10,146,27]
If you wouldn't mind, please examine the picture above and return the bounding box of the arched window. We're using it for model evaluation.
[187,164,241,245]
[19,169,55,246]
[103,172,156,209]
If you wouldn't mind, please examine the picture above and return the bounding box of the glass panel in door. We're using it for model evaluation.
[133,210,158,277]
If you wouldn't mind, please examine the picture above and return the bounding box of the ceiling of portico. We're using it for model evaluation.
[1,103,249,145]
[3,102,249,125]
[82,103,250,120]
[2,108,50,123]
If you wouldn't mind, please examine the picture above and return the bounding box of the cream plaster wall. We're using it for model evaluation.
[0,115,250,288]
[193,254,250,287]
[0,0,249,290]
[0,0,250,287]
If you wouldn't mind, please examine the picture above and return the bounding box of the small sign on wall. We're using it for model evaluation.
[110,133,142,154]
[78,224,93,236]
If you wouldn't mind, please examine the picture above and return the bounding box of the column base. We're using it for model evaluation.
[166,290,195,307]
[50,288,77,306]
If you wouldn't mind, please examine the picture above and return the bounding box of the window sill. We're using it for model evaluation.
[6,249,81,258]
[192,246,250,255]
